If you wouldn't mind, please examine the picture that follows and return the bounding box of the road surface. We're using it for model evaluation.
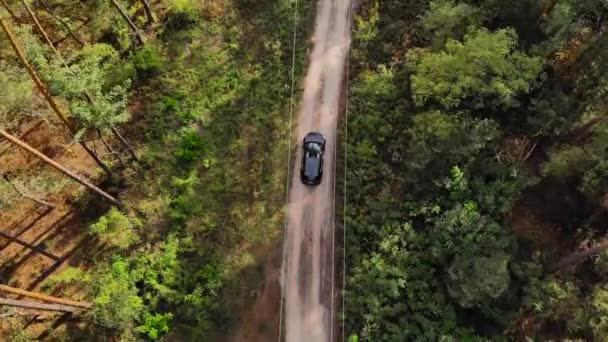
[282,0,352,340]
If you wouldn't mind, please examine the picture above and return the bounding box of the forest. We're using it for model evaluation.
[345,0,608,340]
[2,0,608,341]
[0,0,313,340]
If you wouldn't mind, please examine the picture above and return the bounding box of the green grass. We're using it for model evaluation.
[114,0,315,338]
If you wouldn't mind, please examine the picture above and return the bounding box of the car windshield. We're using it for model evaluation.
[308,142,321,152]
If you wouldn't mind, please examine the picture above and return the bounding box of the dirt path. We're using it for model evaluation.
[282,0,352,340]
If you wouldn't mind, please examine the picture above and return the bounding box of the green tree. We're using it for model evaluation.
[543,123,608,204]
[580,160,608,202]
[405,111,499,194]
[571,0,608,30]
[408,28,543,110]
[130,235,180,306]
[41,43,132,140]
[91,258,143,331]
[589,285,608,339]
[542,145,594,179]
[421,0,481,49]
[346,223,462,341]
[447,253,511,308]
[523,277,581,324]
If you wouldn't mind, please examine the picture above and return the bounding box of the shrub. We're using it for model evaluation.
[90,208,140,250]
[131,45,165,80]
[580,160,608,202]
[165,8,200,31]
[91,259,143,331]
[137,312,174,339]
[542,146,595,180]
[175,129,204,163]
[42,266,91,291]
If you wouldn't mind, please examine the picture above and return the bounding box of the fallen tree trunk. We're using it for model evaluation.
[0,16,113,176]
[111,126,138,161]
[0,128,121,206]
[1,0,20,21]
[38,0,84,46]
[548,239,608,272]
[141,0,154,25]
[109,0,145,44]
[537,0,558,27]
[0,285,91,309]
[0,297,80,313]
[20,0,60,57]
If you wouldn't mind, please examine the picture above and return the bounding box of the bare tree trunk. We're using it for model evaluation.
[141,0,154,25]
[86,91,135,162]
[0,128,121,206]
[111,126,138,160]
[1,0,20,21]
[0,285,91,308]
[98,128,124,166]
[20,0,60,57]
[0,15,68,126]
[537,0,558,27]
[109,0,145,45]
[548,239,608,272]
[37,0,84,47]
[85,90,136,162]
[522,141,538,162]
[564,116,607,145]
[0,16,113,176]
[81,141,113,176]
[52,17,89,45]
[0,309,50,320]
[3,174,55,208]
[0,297,81,313]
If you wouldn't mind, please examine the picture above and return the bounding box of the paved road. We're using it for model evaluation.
[283,0,351,341]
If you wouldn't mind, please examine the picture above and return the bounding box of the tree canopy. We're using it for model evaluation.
[409,28,543,110]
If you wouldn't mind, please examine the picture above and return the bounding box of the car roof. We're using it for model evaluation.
[303,156,321,178]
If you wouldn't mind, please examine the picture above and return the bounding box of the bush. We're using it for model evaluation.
[165,8,200,31]
[175,129,204,163]
[91,259,143,331]
[42,266,91,291]
[137,312,174,339]
[168,171,200,222]
[542,146,594,180]
[90,208,140,250]
[0,179,14,211]
[589,285,608,338]
[131,45,165,80]
[105,61,136,89]
[580,160,608,202]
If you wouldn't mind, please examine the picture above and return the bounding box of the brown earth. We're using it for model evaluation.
[0,120,110,339]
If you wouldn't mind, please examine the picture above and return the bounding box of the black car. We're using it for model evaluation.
[300,132,326,185]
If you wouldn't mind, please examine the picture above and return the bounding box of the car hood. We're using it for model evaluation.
[304,132,325,145]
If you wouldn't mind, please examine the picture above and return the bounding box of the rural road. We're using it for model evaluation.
[282,0,352,340]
